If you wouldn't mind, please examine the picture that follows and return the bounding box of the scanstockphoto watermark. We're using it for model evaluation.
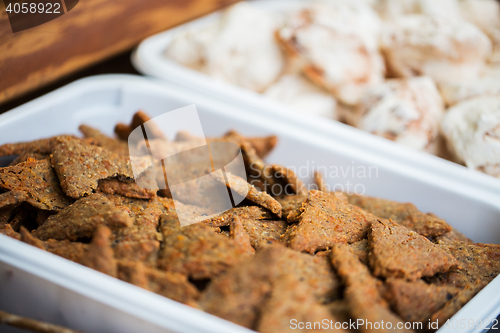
[290,319,422,331]
[248,161,379,197]
[290,318,499,331]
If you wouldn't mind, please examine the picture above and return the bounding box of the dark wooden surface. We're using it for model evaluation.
[0,0,238,105]
[0,49,138,114]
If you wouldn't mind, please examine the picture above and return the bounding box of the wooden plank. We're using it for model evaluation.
[0,0,238,104]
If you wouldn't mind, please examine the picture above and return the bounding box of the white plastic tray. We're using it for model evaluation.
[0,75,499,333]
[132,0,500,195]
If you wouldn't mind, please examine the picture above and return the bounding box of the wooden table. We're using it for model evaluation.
[0,0,238,109]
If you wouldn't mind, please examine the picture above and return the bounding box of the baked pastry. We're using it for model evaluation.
[374,0,461,21]
[263,74,337,119]
[164,23,217,71]
[165,2,284,92]
[276,1,385,105]
[459,0,500,63]
[202,3,284,92]
[441,96,500,178]
[347,76,444,152]
[381,14,492,83]
[438,66,500,106]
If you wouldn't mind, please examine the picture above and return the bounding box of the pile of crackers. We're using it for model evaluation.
[0,111,499,333]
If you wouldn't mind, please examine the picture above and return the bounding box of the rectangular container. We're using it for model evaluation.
[0,75,499,333]
[131,0,500,196]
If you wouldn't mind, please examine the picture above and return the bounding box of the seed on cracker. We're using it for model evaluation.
[284,190,376,253]
[33,193,132,241]
[0,159,72,211]
[348,194,452,237]
[158,213,248,279]
[0,138,53,157]
[368,219,459,280]
[51,136,150,198]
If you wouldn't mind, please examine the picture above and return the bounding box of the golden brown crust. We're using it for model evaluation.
[79,125,129,156]
[198,246,277,328]
[97,178,157,200]
[199,244,340,329]
[368,220,459,281]
[0,159,72,211]
[33,193,132,241]
[331,244,415,333]
[239,218,287,248]
[158,213,248,279]
[348,194,452,237]
[257,273,346,333]
[276,194,308,222]
[50,136,140,198]
[0,190,28,210]
[101,194,175,219]
[271,164,307,196]
[383,279,458,323]
[429,241,500,288]
[113,205,162,243]
[284,190,377,253]
[0,138,53,157]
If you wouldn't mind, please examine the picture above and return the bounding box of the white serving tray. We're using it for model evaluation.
[131,0,500,196]
[0,75,499,333]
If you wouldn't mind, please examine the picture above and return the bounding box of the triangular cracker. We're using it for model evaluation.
[429,241,500,288]
[331,244,415,333]
[369,219,459,280]
[51,136,148,198]
[383,279,458,323]
[33,193,132,241]
[348,194,452,237]
[199,244,340,329]
[284,190,377,253]
[157,213,248,279]
[257,274,345,333]
[0,159,72,210]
